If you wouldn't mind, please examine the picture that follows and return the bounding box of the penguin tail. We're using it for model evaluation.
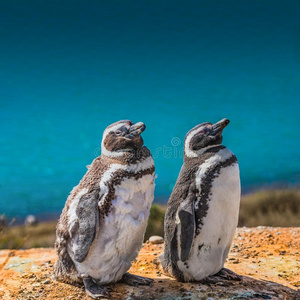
[53,225,82,286]
[53,249,82,285]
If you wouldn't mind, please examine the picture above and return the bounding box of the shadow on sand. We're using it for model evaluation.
[108,274,299,300]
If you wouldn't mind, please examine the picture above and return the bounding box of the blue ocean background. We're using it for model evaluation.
[1,0,300,220]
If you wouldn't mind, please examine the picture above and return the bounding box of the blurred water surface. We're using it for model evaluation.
[1,0,299,218]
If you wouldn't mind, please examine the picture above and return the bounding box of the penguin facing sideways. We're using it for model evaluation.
[54,120,155,298]
[161,118,241,283]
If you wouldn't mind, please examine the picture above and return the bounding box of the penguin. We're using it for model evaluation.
[53,120,155,298]
[161,118,241,282]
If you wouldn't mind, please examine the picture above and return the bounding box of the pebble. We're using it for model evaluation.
[149,236,164,244]
[43,279,51,284]
[25,215,39,226]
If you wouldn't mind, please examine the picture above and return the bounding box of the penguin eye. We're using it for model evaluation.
[201,128,210,134]
[115,130,122,135]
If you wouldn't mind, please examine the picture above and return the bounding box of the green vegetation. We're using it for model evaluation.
[0,189,299,249]
[144,204,166,241]
[0,221,56,249]
[238,189,300,227]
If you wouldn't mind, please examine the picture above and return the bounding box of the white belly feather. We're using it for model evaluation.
[178,161,240,281]
[69,156,155,284]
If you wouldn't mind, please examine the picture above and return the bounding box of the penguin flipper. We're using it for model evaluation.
[70,192,99,263]
[178,188,196,262]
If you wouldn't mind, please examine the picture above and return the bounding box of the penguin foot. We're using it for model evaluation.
[215,268,242,281]
[201,275,221,285]
[120,273,154,286]
[201,268,242,285]
[83,277,110,299]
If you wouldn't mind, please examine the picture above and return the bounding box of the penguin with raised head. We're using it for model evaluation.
[161,118,241,282]
[54,120,155,298]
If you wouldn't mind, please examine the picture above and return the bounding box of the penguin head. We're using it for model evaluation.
[184,118,230,157]
[101,120,146,157]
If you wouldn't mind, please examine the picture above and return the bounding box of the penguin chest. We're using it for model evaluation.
[178,162,240,281]
[104,174,155,256]
[76,174,155,283]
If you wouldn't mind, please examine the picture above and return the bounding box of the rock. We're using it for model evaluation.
[43,279,50,284]
[149,235,164,244]
[25,215,39,226]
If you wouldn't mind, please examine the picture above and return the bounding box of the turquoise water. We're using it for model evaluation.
[1,1,300,219]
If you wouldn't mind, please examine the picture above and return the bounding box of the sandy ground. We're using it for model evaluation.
[0,227,299,299]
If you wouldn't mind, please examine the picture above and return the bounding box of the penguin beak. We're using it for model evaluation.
[211,118,230,136]
[129,122,146,136]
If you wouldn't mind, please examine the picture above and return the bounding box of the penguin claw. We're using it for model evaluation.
[83,277,110,299]
[216,268,242,281]
[201,268,242,285]
[121,273,154,286]
[200,276,220,285]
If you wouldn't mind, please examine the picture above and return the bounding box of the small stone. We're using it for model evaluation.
[32,283,41,287]
[149,236,164,244]
[43,279,50,284]
[25,215,39,226]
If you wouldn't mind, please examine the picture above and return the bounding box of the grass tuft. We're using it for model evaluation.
[238,189,300,227]
[144,204,166,241]
[0,221,56,249]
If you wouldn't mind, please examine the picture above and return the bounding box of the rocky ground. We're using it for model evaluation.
[0,227,299,299]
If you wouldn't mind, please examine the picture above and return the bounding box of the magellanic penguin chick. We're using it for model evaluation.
[54,120,155,298]
[161,118,241,283]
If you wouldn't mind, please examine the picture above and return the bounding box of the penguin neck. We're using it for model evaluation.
[184,145,225,162]
[103,146,151,165]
